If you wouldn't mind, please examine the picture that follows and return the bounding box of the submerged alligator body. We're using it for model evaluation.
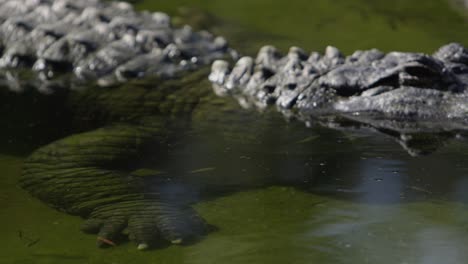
[0,0,232,251]
[2,0,467,252]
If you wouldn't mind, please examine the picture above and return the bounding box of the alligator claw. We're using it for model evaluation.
[80,199,207,249]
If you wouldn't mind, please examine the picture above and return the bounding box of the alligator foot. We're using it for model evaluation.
[81,199,207,250]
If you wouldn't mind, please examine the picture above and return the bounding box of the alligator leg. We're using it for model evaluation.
[20,117,208,250]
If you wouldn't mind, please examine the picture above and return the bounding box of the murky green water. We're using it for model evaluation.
[2,0,468,263]
[139,0,468,54]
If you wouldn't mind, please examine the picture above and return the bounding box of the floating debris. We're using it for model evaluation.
[131,168,167,177]
[190,167,216,174]
[409,186,432,194]
[97,236,117,247]
[18,230,40,247]
[296,135,320,144]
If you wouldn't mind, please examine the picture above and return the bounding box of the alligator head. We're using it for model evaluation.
[210,43,468,153]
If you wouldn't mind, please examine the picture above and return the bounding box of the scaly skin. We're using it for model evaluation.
[0,0,231,92]
[210,43,468,135]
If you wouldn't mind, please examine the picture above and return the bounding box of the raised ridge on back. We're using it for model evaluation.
[0,0,232,92]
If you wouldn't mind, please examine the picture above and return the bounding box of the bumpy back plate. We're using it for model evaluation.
[0,0,232,92]
[210,43,468,131]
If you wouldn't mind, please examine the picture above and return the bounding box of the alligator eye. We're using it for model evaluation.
[405,66,437,77]
[451,65,468,74]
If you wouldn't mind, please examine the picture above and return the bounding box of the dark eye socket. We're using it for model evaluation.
[451,65,468,74]
[405,65,437,77]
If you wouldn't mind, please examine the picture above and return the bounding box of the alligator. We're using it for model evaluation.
[0,0,232,92]
[1,0,467,251]
[209,43,468,155]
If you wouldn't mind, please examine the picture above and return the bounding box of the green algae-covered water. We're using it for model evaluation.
[2,0,468,263]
